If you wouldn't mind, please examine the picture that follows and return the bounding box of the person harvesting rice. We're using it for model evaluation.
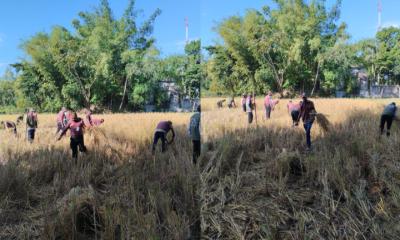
[152,120,175,154]
[1,120,17,136]
[26,108,38,143]
[298,93,317,151]
[287,100,301,126]
[57,112,87,159]
[246,94,255,124]
[188,105,201,164]
[380,102,397,136]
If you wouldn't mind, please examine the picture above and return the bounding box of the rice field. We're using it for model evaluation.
[200,97,400,239]
[0,112,199,239]
[0,98,399,239]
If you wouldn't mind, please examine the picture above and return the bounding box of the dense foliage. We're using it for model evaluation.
[204,0,400,97]
[0,0,201,112]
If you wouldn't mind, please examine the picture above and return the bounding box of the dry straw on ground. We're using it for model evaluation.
[0,112,199,239]
[200,97,400,239]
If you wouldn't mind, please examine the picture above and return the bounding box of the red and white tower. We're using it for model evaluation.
[378,0,382,31]
[185,17,189,44]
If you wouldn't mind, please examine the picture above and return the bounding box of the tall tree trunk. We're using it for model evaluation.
[311,61,321,96]
[119,77,128,111]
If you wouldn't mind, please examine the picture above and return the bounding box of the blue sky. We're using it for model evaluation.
[1,0,400,76]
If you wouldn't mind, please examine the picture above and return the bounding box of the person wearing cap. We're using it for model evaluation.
[241,94,247,112]
[298,93,316,150]
[57,112,87,159]
[246,94,254,124]
[1,120,17,136]
[188,105,201,164]
[26,108,38,143]
[152,120,175,154]
[380,102,397,136]
[287,100,301,126]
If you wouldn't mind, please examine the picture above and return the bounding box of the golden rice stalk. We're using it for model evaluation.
[316,113,331,133]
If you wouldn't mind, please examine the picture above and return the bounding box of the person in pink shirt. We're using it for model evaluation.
[56,107,67,134]
[84,108,93,126]
[83,108,104,127]
[57,112,87,159]
[287,100,301,126]
[264,91,275,119]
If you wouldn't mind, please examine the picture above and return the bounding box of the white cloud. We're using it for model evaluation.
[381,21,400,28]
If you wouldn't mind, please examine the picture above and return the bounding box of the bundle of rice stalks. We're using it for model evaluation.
[86,127,107,146]
[315,113,331,133]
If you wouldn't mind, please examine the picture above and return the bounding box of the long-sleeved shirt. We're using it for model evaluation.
[264,95,272,107]
[57,110,66,123]
[26,112,38,129]
[299,100,316,123]
[156,121,173,133]
[382,104,397,117]
[4,121,16,129]
[60,118,85,138]
[188,112,201,141]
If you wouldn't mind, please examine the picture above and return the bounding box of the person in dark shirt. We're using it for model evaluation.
[298,93,317,151]
[380,102,397,136]
[57,112,87,159]
[1,121,17,136]
[152,120,175,154]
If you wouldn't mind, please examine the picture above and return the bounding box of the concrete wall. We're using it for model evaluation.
[360,85,400,98]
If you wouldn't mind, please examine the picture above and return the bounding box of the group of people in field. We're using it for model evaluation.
[236,92,397,151]
[0,108,38,143]
[0,105,202,164]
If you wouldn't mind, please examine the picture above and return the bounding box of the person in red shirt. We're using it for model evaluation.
[1,121,17,135]
[287,100,301,126]
[57,112,87,159]
[152,120,175,154]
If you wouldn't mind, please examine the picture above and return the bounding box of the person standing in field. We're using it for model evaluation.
[298,94,316,151]
[264,91,276,120]
[152,120,175,154]
[85,108,93,126]
[380,102,397,136]
[57,112,87,159]
[56,107,68,134]
[287,100,301,126]
[1,120,17,136]
[246,94,254,124]
[189,105,201,164]
[241,94,247,112]
[26,108,38,143]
